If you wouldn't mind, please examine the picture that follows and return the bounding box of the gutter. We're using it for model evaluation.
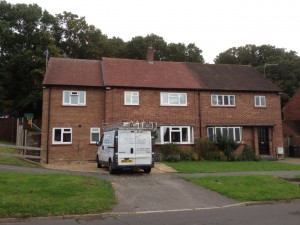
[46,87,52,164]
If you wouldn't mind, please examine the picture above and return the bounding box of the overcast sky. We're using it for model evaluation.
[6,0,300,63]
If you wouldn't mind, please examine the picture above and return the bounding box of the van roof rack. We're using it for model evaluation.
[104,121,157,132]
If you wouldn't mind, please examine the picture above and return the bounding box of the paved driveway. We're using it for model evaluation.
[108,172,238,213]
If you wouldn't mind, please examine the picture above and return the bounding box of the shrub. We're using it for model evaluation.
[157,143,198,162]
[216,135,239,161]
[179,147,198,161]
[238,144,259,161]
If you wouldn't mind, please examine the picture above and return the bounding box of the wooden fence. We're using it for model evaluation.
[0,144,41,160]
[0,118,17,143]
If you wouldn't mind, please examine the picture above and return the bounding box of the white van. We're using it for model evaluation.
[96,122,157,174]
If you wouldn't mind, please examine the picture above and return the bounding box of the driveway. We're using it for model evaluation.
[109,172,237,213]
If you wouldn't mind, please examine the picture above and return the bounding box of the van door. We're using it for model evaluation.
[101,131,115,163]
[135,131,152,165]
[117,130,136,166]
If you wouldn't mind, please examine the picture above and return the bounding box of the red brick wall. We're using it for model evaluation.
[200,91,283,156]
[105,88,200,136]
[41,86,105,163]
[283,89,300,120]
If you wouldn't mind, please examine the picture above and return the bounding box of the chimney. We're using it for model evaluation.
[146,46,154,64]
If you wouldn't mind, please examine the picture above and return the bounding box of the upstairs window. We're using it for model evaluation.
[63,91,86,106]
[53,128,72,144]
[124,91,139,105]
[211,95,235,106]
[255,96,266,107]
[160,93,187,106]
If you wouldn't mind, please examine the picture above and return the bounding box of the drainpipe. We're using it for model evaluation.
[198,91,202,138]
[46,87,52,164]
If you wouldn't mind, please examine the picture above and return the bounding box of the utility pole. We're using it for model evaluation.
[44,49,49,68]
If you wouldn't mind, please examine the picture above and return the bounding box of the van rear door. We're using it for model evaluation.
[135,131,152,165]
[117,130,152,166]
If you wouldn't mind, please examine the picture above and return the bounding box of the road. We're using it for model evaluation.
[1,201,300,225]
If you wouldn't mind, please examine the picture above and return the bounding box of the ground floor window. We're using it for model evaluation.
[156,126,194,144]
[90,127,100,143]
[52,128,72,144]
[207,126,242,142]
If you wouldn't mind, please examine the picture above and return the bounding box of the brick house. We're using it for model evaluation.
[282,89,300,151]
[42,50,284,163]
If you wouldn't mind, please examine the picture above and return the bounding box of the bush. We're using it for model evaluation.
[216,135,239,161]
[202,150,227,161]
[238,144,259,161]
[157,143,198,162]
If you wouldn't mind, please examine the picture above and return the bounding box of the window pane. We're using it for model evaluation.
[91,133,99,142]
[235,128,241,142]
[54,129,61,142]
[125,92,131,104]
[132,95,139,104]
[224,96,229,105]
[169,96,179,104]
[255,96,260,106]
[218,96,223,105]
[64,91,70,104]
[228,128,234,140]
[180,94,187,104]
[261,96,266,106]
[155,128,161,143]
[71,95,78,104]
[222,128,228,137]
[79,92,85,104]
[161,93,168,104]
[63,133,71,142]
[171,131,180,142]
[163,127,170,142]
[230,96,235,105]
[182,128,188,142]
[212,95,217,105]
[207,127,214,141]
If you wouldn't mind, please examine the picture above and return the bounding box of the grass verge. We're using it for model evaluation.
[164,161,300,173]
[186,175,300,201]
[0,172,115,218]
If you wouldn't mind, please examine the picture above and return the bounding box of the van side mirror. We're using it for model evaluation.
[96,141,102,146]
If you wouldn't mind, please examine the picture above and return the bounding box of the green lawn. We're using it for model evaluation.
[164,161,300,173]
[0,140,40,168]
[186,175,300,201]
[0,172,115,218]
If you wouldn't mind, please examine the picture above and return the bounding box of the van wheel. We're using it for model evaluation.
[144,167,151,174]
[97,156,102,168]
[109,161,115,174]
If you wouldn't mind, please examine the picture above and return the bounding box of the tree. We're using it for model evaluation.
[214,44,300,104]
[0,1,60,116]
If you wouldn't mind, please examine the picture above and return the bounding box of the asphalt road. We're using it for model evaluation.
[1,201,300,225]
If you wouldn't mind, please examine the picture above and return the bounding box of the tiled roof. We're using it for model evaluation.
[103,57,281,92]
[43,57,103,87]
[186,63,281,92]
[102,58,200,89]
[283,89,300,120]
[43,57,281,92]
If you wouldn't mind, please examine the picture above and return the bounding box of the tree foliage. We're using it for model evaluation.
[0,0,205,118]
[215,44,300,104]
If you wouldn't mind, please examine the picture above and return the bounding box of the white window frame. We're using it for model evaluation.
[90,128,101,144]
[211,94,235,106]
[207,126,242,143]
[124,91,139,105]
[52,128,72,144]
[160,93,187,106]
[63,91,86,106]
[254,96,266,107]
[156,126,194,144]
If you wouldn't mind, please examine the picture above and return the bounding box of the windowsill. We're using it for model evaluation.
[52,143,72,145]
[211,105,236,108]
[254,106,266,108]
[62,105,86,107]
[155,142,194,145]
[160,105,187,107]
